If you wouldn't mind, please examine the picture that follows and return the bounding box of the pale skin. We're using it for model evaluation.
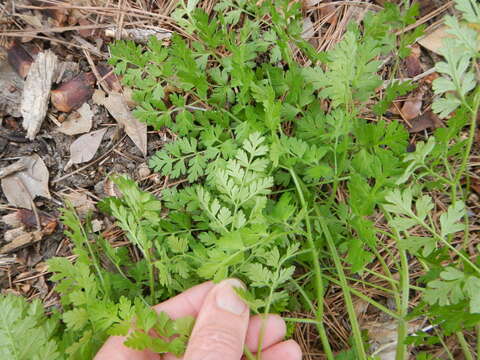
[95,279,302,360]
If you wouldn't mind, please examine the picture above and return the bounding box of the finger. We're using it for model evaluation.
[163,314,287,360]
[245,314,286,353]
[184,279,250,360]
[153,281,215,319]
[256,340,302,360]
[94,336,159,360]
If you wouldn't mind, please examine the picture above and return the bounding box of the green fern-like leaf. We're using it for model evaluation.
[0,295,61,360]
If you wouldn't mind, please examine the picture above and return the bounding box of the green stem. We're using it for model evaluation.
[290,279,316,314]
[256,258,288,357]
[72,208,108,297]
[244,346,256,360]
[458,92,480,248]
[455,90,480,192]
[382,210,410,360]
[456,331,474,360]
[316,207,367,360]
[476,324,480,359]
[284,317,324,325]
[396,249,409,360]
[414,215,480,275]
[144,253,156,302]
[289,168,334,360]
[435,327,456,360]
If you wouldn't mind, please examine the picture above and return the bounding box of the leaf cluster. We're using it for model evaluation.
[0,294,61,360]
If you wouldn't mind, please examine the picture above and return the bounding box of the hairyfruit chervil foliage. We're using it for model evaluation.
[1,1,479,359]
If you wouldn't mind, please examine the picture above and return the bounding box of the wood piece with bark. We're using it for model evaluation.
[51,72,96,112]
[6,42,34,79]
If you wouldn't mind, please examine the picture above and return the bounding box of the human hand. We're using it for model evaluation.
[95,279,302,360]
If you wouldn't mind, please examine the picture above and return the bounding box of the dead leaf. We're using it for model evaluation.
[62,190,95,217]
[17,13,44,29]
[364,320,422,360]
[404,45,423,78]
[1,154,51,210]
[401,87,425,121]
[15,14,42,42]
[97,64,123,93]
[58,103,93,135]
[304,0,321,6]
[77,17,97,38]
[104,27,172,44]
[94,90,147,155]
[0,205,56,254]
[66,128,107,169]
[33,276,49,298]
[91,219,103,232]
[319,4,338,25]
[21,50,58,140]
[5,227,28,243]
[54,61,80,84]
[2,209,56,230]
[103,175,124,197]
[0,158,28,179]
[302,17,315,40]
[409,111,443,133]
[422,71,440,85]
[417,25,453,55]
[137,162,151,179]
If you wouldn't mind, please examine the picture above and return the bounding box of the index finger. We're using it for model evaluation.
[153,281,215,319]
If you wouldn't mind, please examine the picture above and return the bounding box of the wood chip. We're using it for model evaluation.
[21,50,58,140]
[6,42,34,79]
[51,72,96,112]
[0,230,43,254]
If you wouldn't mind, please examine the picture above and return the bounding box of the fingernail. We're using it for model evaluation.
[216,279,247,315]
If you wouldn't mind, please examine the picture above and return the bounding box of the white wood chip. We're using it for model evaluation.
[21,50,58,140]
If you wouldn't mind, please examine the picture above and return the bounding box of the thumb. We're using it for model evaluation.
[184,279,250,360]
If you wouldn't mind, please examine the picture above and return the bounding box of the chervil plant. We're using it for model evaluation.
[0,294,61,360]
